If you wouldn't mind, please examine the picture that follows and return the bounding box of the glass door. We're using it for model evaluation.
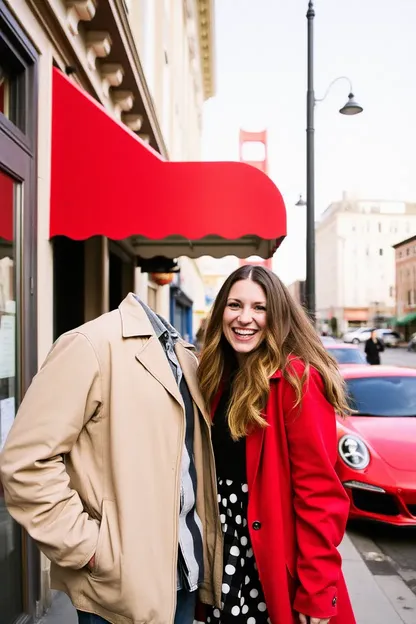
[0,167,22,623]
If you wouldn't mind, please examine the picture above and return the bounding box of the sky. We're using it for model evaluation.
[201,0,416,284]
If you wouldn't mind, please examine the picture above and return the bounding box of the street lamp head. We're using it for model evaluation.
[340,93,363,116]
[295,194,307,206]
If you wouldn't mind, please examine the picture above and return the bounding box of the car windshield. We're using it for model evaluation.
[329,348,366,365]
[346,376,416,417]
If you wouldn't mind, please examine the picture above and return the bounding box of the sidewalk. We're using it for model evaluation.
[339,533,416,624]
[40,534,416,624]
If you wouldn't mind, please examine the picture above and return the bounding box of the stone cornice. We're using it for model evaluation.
[196,0,215,100]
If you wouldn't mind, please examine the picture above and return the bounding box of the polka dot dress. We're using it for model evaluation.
[206,478,270,624]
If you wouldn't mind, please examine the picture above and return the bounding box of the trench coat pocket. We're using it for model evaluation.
[90,499,121,582]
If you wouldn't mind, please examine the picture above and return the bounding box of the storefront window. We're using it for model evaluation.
[0,66,10,116]
[0,60,25,132]
[0,168,23,623]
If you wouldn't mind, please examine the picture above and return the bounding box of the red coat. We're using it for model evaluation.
[211,360,356,624]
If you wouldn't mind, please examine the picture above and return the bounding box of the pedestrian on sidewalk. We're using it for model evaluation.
[0,294,223,624]
[365,330,385,365]
[197,265,356,624]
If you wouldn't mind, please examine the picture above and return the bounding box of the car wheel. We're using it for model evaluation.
[352,338,360,344]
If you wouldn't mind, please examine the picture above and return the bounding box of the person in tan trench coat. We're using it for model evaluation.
[0,294,223,624]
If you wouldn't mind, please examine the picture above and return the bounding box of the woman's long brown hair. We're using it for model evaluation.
[197,265,350,440]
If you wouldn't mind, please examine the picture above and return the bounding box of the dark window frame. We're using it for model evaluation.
[0,1,39,622]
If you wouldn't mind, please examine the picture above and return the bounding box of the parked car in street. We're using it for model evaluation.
[325,343,367,366]
[343,327,375,344]
[336,365,416,526]
[343,327,401,347]
[376,329,401,347]
[407,333,416,352]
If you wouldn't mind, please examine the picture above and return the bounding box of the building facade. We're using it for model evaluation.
[393,234,416,339]
[316,192,416,335]
[0,1,214,621]
[287,280,306,307]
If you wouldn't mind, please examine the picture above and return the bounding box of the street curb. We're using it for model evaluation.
[341,532,416,623]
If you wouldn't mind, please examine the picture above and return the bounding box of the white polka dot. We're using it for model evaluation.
[248,618,256,624]
[225,564,236,575]
[254,562,258,571]
[217,494,221,502]
[240,536,248,546]
[229,493,237,503]
[245,575,250,585]
[250,588,259,598]
[243,518,248,527]
[223,523,228,532]
[247,548,253,557]
[218,479,223,485]
[231,606,240,616]
[241,558,245,566]
[222,583,230,594]
[242,605,249,614]
[213,609,220,618]
[242,483,249,493]
[241,596,245,605]
[227,508,232,517]
[226,479,233,485]
[235,515,242,524]
[222,498,228,506]
[230,545,240,556]
[258,602,267,612]
[220,514,226,523]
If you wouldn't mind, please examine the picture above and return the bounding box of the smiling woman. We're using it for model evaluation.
[197,265,356,624]
[222,280,267,359]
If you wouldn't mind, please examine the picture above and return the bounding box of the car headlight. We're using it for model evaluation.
[338,434,370,470]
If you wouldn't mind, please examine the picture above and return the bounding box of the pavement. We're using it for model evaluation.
[39,533,416,624]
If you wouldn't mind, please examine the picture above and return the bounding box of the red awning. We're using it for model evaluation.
[51,69,286,259]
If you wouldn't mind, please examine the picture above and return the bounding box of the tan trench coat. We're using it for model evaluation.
[0,294,223,624]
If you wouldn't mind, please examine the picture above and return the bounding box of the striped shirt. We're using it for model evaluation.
[136,298,204,592]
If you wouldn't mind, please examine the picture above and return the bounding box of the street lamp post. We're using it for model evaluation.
[306,0,316,321]
[303,1,363,323]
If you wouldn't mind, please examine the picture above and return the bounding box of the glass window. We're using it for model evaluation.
[0,60,24,131]
[0,168,23,623]
[329,348,367,365]
[346,376,416,417]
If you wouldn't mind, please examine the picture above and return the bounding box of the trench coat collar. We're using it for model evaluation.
[118,294,207,420]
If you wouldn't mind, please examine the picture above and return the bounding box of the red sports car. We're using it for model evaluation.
[336,365,416,526]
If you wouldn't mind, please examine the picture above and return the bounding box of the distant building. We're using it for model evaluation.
[316,192,416,334]
[393,234,416,338]
[287,280,306,307]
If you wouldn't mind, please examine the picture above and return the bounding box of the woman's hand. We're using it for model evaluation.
[299,615,330,624]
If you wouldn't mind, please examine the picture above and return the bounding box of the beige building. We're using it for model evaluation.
[393,234,416,339]
[316,192,416,334]
[0,0,215,620]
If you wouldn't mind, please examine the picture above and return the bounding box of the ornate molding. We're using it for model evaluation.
[86,31,112,70]
[122,113,144,132]
[66,0,97,36]
[113,90,135,115]
[100,63,125,96]
[196,0,215,99]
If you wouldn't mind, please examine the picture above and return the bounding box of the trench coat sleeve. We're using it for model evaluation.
[283,365,350,619]
[0,332,101,569]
